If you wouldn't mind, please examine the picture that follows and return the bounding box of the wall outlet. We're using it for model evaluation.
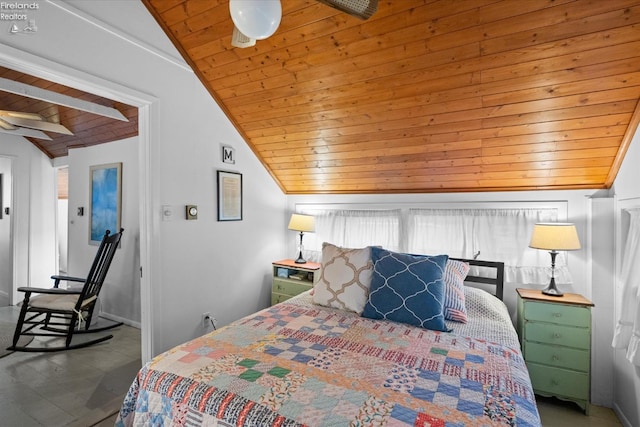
[202,312,210,328]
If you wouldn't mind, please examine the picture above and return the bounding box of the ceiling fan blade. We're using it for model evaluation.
[0,117,16,130]
[316,0,378,19]
[0,115,73,135]
[0,110,44,121]
[0,126,52,140]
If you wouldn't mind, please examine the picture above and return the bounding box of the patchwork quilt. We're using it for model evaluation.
[117,294,541,426]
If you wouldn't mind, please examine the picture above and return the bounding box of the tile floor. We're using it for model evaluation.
[0,305,141,426]
[0,303,625,427]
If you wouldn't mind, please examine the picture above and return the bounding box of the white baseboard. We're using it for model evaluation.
[99,311,140,329]
[613,402,633,427]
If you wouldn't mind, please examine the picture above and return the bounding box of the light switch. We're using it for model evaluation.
[162,205,173,221]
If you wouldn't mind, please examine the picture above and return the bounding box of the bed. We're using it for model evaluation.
[116,249,541,426]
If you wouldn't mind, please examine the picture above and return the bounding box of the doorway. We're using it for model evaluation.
[0,46,155,361]
[0,157,11,307]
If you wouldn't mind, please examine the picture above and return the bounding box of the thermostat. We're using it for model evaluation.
[186,205,198,220]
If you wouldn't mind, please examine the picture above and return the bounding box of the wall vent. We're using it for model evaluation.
[317,0,378,20]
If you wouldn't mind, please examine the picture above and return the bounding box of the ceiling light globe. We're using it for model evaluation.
[229,0,282,40]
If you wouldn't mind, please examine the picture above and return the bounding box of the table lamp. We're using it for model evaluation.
[529,222,581,296]
[288,213,315,264]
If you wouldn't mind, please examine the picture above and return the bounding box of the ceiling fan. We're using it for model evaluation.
[0,75,128,141]
[0,109,72,140]
[229,0,378,48]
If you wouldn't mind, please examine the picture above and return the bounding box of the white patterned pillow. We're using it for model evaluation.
[313,242,374,314]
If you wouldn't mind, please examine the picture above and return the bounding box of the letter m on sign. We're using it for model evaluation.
[222,145,235,164]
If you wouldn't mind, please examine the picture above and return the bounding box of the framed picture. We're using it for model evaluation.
[217,170,242,221]
[89,162,122,245]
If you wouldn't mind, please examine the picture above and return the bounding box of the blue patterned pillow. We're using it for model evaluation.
[362,248,450,331]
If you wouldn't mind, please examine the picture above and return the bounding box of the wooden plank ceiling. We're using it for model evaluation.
[0,66,138,159]
[145,0,640,194]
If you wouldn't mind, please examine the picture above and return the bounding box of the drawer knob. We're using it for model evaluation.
[277,285,283,290]
[551,379,559,386]
[552,355,559,361]
[553,333,561,339]
[552,312,562,318]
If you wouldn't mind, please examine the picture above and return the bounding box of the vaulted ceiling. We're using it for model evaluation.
[6,1,638,194]
[142,0,640,194]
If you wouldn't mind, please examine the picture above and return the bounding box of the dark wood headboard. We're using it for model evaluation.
[450,258,505,301]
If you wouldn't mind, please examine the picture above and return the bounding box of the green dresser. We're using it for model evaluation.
[516,288,594,414]
[271,259,320,305]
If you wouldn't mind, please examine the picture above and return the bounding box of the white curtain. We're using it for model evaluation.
[406,208,568,284]
[298,207,566,284]
[300,209,401,261]
[612,208,640,366]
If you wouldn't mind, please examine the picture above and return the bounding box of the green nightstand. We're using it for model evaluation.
[516,288,594,414]
[271,259,320,305]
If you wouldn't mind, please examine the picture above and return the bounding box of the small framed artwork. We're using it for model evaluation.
[217,170,242,221]
[89,162,122,245]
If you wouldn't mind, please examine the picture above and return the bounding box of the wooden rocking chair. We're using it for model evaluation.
[8,228,124,352]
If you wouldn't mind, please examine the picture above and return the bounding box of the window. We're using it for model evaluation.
[297,204,568,285]
[300,209,401,261]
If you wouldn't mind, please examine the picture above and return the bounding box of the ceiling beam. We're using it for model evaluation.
[0,76,129,122]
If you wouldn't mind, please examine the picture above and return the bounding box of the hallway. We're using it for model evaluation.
[0,305,141,426]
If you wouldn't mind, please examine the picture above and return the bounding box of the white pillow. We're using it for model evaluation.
[313,242,374,314]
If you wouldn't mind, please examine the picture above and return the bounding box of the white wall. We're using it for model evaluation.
[0,1,287,356]
[67,138,140,325]
[57,197,68,274]
[589,197,616,408]
[0,156,12,301]
[0,135,57,304]
[611,128,640,427]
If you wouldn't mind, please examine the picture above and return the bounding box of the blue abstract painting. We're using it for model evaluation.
[90,163,121,243]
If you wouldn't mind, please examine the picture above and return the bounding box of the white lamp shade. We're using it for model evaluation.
[288,213,315,233]
[529,223,581,251]
[229,0,282,40]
